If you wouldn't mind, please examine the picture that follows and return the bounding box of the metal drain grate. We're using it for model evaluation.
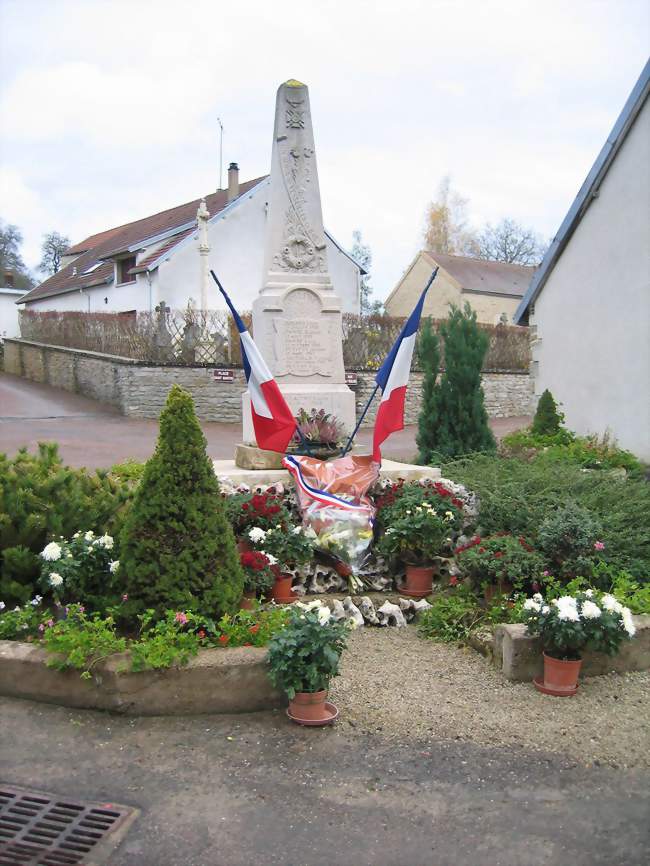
[0,785,137,866]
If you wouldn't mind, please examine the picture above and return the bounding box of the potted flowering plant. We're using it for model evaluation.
[267,605,350,725]
[377,502,455,597]
[455,534,544,601]
[224,490,290,544]
[39,531,120,612]
[521,590,637,696]
[248,525,314,603]
[239,549,275,608]
[289,408,346,459]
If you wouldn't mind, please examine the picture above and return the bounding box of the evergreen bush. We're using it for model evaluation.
[119,385,244,618]
[531,389,563,436]
[416,317,441,464]
[417,304,496,462]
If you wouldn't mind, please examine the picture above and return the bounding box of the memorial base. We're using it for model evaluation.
[214,458,441,487]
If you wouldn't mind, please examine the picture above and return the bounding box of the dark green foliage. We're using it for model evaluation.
[537,503,602,579]
[0,444,132,606]
[531,389,563,436]
[417,304,496,463]
[119,386,244,619]
[443,453,650,582]
[416,317,441,464]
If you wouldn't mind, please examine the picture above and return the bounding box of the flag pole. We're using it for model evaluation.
[339,267,439,459]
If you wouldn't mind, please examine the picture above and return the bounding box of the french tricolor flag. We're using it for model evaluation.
[212,271,297,453]
[372,268,438,462]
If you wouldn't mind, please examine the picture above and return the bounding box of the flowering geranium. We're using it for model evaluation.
[521,589,636,660]
[455,534,545,592]
[225,490,291,536]
[240,550,275,593]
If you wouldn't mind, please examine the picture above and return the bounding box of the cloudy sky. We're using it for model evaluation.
[0,0,648,299]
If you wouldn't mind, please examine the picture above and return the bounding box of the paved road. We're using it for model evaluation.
[0,373,530,469]
[1,696,648,866]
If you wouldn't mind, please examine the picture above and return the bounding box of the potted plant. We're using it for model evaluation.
[521,590,637,696]
[377,502,454,597]
[455,534,545,602]
[249,525,314,603]
[288,408,346,459]
[224,490,290,548]
[239,549,275,609]
[267,605,350,725]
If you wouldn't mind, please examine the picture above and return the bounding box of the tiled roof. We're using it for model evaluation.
[424,251,534,298]
[21,177,266,303]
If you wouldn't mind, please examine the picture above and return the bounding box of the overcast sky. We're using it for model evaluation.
[0,0,648,299]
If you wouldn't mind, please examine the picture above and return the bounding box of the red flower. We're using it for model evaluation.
[449,576,459,586]
[249,624,260,634]
[218,634,230,645]
[479,547,486,553]
[494,552,503,559]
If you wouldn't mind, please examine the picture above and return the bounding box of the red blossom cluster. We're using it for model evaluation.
[375,479,464,513]
[454,536,482,555]
[454,533,535,556]
[241,493,283,518]
[240,550,270,571]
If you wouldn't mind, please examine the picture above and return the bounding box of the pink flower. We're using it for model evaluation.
[121,594,128,602]
[175,612,188,625]
[594,541,605,551]
[46,619,54,628]
[542,570,549,577]
[38,624,45,633]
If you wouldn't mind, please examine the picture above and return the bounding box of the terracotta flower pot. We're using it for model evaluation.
[402,564,434,598]
[287,689,339,726]
[534,652,582,697]
[239,591,256,610]
[270,573,296,604]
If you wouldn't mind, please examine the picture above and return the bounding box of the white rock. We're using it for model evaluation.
[330,599,346,622]
[377,601,407,628]
[342,596,365,627]
[357,596,380,625]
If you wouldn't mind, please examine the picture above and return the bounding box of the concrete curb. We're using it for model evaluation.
[0,641,286,715]
[493,615,650,681]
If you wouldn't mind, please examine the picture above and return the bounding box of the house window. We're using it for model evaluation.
[117,256,136,284]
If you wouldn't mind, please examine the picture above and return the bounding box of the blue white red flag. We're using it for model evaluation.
[212,271,297,453]
[372,268,438,462]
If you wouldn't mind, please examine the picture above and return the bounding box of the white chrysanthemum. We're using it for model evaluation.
[532,593,544,603]
[84,530,95,541]
[264,553,278,566]
[97,534,114,549]
[541,605,550,614]
[41,542,62,562]
[0,601,5,610]
[30,595,42,606]
[292,526,303,535]
[317,606,331,626]
[601,594,624,614]
[72,532,80,539]
[581,600,602,619]
[556,596,580,622]
[109,560,120,574]
[248,527,267,543]
[49,572,64,587]
[584,589,594,597]
[522,598,541,612]
[621,608,636,637]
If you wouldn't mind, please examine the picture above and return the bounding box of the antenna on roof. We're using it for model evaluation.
[217,117,224,190]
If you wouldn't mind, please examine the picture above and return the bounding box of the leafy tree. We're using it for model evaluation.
[119,385,244,618]
[423,176,478,257]
[477,217,546,265]
[417,303,496,462]
[351,229,382,315]
[531,389,564,436]
[0,219,34,289]
[39,230,71,275]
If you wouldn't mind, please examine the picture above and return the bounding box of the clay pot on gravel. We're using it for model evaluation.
[402,564,434,598]
[534,653,582,697]
[287,690,338,726]
[270,573,297,604]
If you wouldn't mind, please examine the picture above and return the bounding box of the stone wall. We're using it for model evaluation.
[3,339,533,424]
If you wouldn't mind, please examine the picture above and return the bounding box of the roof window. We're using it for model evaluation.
[117,256,136,284]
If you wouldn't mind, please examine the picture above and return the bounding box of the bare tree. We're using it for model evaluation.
[0,219,35,289]
[351,229,382,314]
[477,218,547,266]
[423,176,478,256]
[39,230,71,275]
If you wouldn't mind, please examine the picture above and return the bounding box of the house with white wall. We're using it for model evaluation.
[515,60,650,461]
[18,164,364,316]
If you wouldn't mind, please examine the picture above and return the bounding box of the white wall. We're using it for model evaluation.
[531,96,650,461]
[20,277,150,314]
[0,291,25,337]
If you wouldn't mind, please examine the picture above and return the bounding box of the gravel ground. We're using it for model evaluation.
[330,626,650,769]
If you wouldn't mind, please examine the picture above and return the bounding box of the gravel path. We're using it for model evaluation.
[330,626,650,769]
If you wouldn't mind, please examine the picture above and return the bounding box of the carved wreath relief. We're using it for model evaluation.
[273,88,326,274]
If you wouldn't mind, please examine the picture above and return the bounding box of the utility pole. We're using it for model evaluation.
[217,117,224,190]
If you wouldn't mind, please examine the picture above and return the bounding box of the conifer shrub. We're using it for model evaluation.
[417,304,496,462]
[415,317,441,465]
[531,389,563,436]
[119,385,244,619]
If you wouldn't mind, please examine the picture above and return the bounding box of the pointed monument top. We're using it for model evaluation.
[284,79,305,87]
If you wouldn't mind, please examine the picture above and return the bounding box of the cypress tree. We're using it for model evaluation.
[531,389,563,436]
[416,318,441,464]
[417,303,496,461]
[119,385,243,618]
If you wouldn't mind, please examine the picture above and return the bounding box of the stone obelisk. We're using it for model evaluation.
[242,79,356,445]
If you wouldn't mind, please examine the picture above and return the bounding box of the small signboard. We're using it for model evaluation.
[213,368,235,383]
[345,372,358,386]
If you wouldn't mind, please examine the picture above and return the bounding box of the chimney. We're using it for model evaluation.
[227,162,239,201]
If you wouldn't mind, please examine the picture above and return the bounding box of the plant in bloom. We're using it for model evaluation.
[38,531,122,608]
[225,490,290,536]
[239,550,275,594]
[594,541,605,551]
[521,589,636,660]
[247,525,313,572]
[174,612,189,625]
[455,535,545,592]
[41,542,62,562]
